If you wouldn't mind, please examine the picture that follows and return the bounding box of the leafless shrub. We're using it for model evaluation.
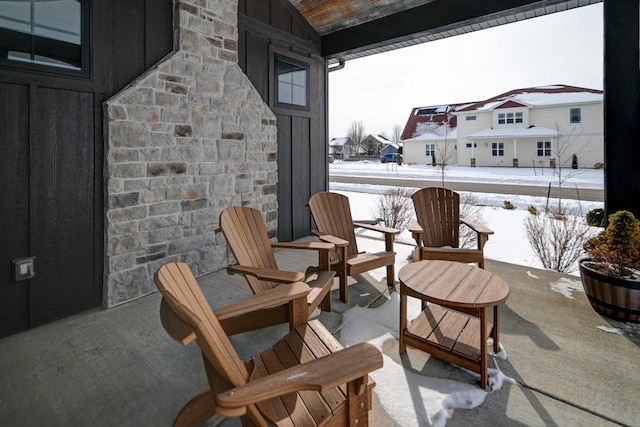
[524,206,595,273]
[459,193,488,249]
[372,187,414,229]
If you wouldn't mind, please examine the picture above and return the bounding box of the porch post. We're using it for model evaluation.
[512,138,518,167]
[603,0,640,218]
[470,140,476,167]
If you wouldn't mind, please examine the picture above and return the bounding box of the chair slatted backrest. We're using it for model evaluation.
[308,192,359,257]
[155,263,250,388]
[220,206,279,293]
[412,187,460,248]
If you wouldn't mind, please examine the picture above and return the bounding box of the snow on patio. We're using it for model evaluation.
[328,162,609,426]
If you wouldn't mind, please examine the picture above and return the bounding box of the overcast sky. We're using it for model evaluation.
[328,3,603,140]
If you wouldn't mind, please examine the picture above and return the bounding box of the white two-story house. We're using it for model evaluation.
[401,85,603,168]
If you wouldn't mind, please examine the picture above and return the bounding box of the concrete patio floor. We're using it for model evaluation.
[0,243,638,427]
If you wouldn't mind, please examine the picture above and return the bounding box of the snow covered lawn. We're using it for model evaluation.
[329,162,605,276]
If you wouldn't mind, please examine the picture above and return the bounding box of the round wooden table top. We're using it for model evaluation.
[399,260,509,309]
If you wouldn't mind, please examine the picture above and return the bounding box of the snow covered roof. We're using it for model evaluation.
[366,134,390,144]
[458,85,602,112]
[404,128,458,142]
[382,141,400,150]
[400,103,471,140]
[329,137,350,146]
[465,126,559,140]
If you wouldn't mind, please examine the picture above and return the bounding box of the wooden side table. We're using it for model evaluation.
[399,260,509,389]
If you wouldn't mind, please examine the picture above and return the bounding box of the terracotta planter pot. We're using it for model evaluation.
[579,258,640,323]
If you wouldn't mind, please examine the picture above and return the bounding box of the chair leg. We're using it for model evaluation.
[319,291,332,312]
[347,376,370,426]
[386,264,395,288]
[337,246,348,304]
[340,271,348,304]
[173,390,216,427]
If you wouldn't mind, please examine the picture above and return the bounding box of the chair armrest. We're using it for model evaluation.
[214,282,310,321]
[460,218,493,251]
[271,241,335,251]
[310,231,349,247]
[353,222,400,235]
[215,343,382,415]
[353,222,399,251]
[227,264,305,283]
[460,217,494,235]
[406,219,423,246]
[406,219,422,234]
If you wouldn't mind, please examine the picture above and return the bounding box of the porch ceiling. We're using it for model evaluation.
[286,0,603,62]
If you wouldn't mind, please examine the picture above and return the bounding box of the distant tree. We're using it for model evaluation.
[347,121,366,155]
[551,122,589,212]
[435,114,456,187]
[391,124,403,144]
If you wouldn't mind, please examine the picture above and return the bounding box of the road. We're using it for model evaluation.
[329,175,604,202]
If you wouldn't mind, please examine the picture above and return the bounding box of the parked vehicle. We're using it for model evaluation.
[380,153,398,163]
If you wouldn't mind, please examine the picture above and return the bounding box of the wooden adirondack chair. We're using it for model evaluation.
[219,206,335,318]
[307,191,399,303]
[408,187,494,268]
[156,262,383,427]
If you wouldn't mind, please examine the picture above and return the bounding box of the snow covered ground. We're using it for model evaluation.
[330,162,607,426]
[330,161,604,188]
[329,161,605,276]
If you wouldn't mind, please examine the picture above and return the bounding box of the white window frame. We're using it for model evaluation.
[491,142,504,157]
[498,111,524,125]
[465,115,477,121]
[537,141,552,157]
[425,143,436,157]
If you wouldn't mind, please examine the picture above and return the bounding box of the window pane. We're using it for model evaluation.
[278,82,292,104]
[292,85,306,105]
[0,0,84,71]
[570,108,581,123]
[276,55,308,109]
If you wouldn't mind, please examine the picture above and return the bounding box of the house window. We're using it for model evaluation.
[465,143,477,148]
[491,142,504,156]
[465,115,477,121]
[0,0,90,76]
[537,141,552,157]
[515,112,523,123]
[570,108,581,123]
[498,112,523,124]
[425,144,436,157]
[275,54,309,110]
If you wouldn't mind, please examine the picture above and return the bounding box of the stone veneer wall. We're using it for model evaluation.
[104,0,278,307]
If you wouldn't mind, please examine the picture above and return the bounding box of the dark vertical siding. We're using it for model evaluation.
[112,0,146,91]
[145,0,174,68]
[0,0,173,336]
[0,83,30,337]
[30,88,96,326]
[310,61,328,198]
[292,117,312,236]
[245,33,270,102]
[277,114,293,240]
[271,1,291,33]
[238,0,327,241]
[246,0,270,19]
[238,29,247,71]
